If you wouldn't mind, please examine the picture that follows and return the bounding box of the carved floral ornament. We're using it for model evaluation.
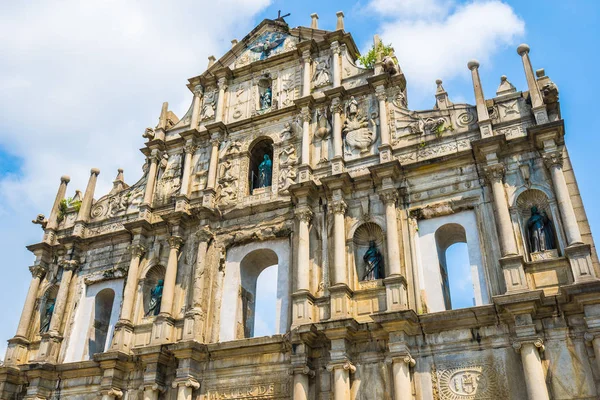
[29,264,47,279]
[295,208,313,223]
[329,200,348,215]
[512,338,545,353]
[483,163,505,183]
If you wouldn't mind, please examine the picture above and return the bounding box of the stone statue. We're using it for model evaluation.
[260,86,272,110]
[362,240,384,281]
[258,154,272,188]
[527,206,555,253]
[313,57,331,87]
[40,299,55,333]
[145,279,164,317]
[343,96,377,155]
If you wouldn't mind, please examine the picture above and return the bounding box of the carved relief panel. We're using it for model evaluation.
[227,81,252,122]
[154,152,182,206]
[431,361,509,400]
[343,95,379,159]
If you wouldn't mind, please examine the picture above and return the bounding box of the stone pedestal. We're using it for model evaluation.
[36,332,63,363]
[565,243,595,283]
[329,284,353,320]
[202,189,216,209]
[500,255,528,292]
[331,156,345,175]
[384,276,408,312]
[297,164,312,183]
[291,291,315,327]
[378,144,392,164]
[4,337,30,366]
[151,315,175,344]
[110,321,134,354]
[182,309,204,341]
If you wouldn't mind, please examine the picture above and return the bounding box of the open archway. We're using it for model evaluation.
[219,239,290,341]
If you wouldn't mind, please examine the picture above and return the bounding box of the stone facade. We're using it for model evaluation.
[2,13,600,400]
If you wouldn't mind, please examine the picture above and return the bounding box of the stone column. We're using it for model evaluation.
[331,200,348,285]
[543,152,582,246]
[49,260,78,334]
[111,244,144,352]
[517,44,548,124]
[331,97,343,160]
[14,265,46,339]
[143,150,161,206]
[160,236,184,316]
[380,190,401,277]
[467,60,493,138]
[331,41,341,88]
[296,208,313,292]
[120,245,145,323]
[173,379,200,400]
[301,108,311,166]
[375,86,390,146]
[179,142,197,197]
[514,340,549,400]
[484,164,518,256]
[142,385,163,400]
[389,355,415,400]
[585,333,600,374]
[302,51,312,97]
[291,366,314,400]
[206,136,220,190]
[45,175,70,234]
[183,227,213,341]
[327,361,355,400]
[190,85,203,129]
[76,168,100,222]
[215,77,227,122]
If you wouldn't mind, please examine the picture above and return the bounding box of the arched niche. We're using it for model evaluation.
[416,210,489,312]
[248,137,274,194]
[515,189,561,260]
[353,222,386,282]
[219,239,290,341]
[64,279,123,362]
[87,288,115,357]
[39,285,59,335]
[140,264,166,320]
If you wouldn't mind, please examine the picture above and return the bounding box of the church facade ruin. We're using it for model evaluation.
[2,12,600,400]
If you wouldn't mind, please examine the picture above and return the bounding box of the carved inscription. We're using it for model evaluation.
[207,381,289,399]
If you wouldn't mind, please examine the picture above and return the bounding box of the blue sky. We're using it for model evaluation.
[1,1,599,355]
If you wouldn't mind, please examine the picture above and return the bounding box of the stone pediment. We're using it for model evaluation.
[231,30,298,70]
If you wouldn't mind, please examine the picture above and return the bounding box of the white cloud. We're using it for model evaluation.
[368,0,525,105]
[0,0,271,360]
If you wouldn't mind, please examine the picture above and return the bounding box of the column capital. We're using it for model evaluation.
[193,84,204,97]
[326,360,356,373]
[217,76,228,89]
[330,97,344,113]
[379,189,398,204]
[301,50,312,63]
[483,163,505,183]
[542,150,563,169]
[195,227,214,243]
[29,264,47,279]
[140,383,167,393]
[150,149,162,163]
[295,207,314,223]
[172,378,200,390]
[168,235,184,250]
[128,244,146,259]
[101,388,123,399]
[375,85,387,101]
[385,354,416,367]
[59,259,80,272]
[512,338,545,353]
[210,135,221,146]
[184,143,199,155]
[300,107,312,123]
[289,365,315,377]
[329,200,347,215]
[584,332,598,344]
[330,41,341,55]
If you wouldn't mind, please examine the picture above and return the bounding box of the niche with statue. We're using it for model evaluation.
[516,189,559,261]
[352,222,386,284]
[141,264,166,319]
[256,75,274,114]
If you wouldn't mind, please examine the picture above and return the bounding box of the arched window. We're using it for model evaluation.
[239,248,278,338]
[88,288,115,357]
[253,265,278,337]
[248,138,274,193]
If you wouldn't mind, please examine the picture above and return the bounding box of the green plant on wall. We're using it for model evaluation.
[57,197,82,223]
[358,42,395,69]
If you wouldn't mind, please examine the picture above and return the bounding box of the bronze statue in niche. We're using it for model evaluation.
[527,206,556,253]
[363,240,384,280]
